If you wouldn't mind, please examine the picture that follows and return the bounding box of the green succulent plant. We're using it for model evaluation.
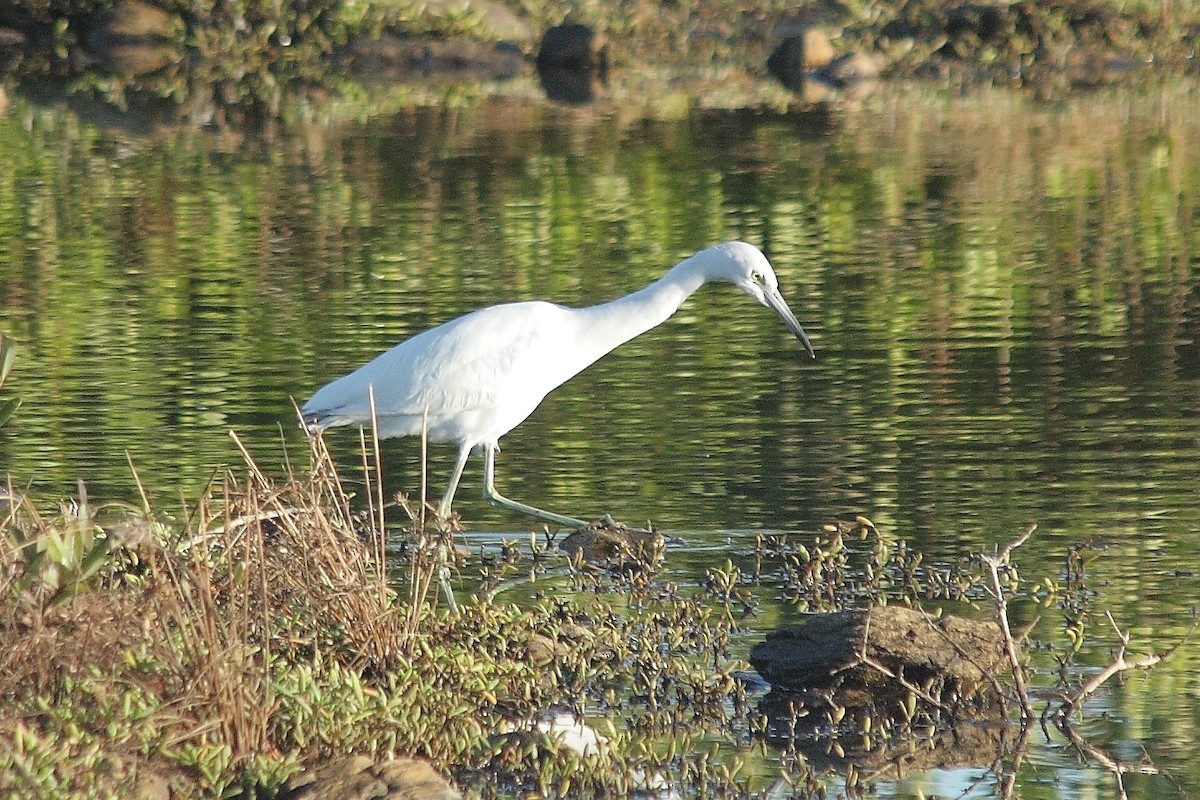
[0,332,19,428]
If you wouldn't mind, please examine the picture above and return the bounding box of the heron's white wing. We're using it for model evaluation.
[303,301,580,440]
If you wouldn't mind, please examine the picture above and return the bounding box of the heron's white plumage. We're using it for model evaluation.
[301,241,813,526]
[305,300,577,444]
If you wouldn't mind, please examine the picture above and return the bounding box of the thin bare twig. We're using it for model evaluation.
[1058,610,1189,715]
[856,610,950,711]
[979,523,1036,722]
[368,384,388,597]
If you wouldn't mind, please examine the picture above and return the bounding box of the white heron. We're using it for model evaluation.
[302,241,814,528]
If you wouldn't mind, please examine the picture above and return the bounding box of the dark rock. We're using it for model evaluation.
[282,756,460,800]
[766,29,835,92]
[536,23,608,73]
[336,37,522,82]
[750,606,1006,704]
[537,64,605,104]
[86,0,180,76]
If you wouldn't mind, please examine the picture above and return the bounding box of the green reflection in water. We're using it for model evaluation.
[1,90,1198,539]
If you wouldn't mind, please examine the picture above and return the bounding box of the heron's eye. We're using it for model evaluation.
[750,271,765,285]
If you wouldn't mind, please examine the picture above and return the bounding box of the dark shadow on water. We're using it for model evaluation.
[537,64,607,105]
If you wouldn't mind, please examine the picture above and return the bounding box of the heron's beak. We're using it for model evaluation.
[764,286,815,358]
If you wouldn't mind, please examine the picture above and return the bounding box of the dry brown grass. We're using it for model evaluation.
[0,431,443,796]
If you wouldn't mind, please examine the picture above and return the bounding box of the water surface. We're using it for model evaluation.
[2,83,1199,797]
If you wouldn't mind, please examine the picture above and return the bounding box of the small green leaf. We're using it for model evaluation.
[0,333,15,384]
[0,396,21,427]
[78,536,111,581]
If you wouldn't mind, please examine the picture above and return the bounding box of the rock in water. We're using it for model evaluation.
[559,518,664,573]
[750,605,1007,704]
[282,756,460,800]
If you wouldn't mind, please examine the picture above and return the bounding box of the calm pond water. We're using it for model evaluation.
[2,81,1200,797]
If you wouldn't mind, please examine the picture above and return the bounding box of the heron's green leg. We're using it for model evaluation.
[481,442,587,529]
[439,444,471,520]
[433,444,471,614]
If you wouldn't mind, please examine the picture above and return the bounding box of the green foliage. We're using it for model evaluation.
[0,332,20,428]
[0,443,783,798]
[5,0,1200,120]
[3,0,503,118]
[5,484,111,605]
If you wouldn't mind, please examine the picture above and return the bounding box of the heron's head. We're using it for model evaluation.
[705,241,816,358]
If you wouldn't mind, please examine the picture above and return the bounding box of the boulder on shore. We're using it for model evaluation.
[536,23,608,73]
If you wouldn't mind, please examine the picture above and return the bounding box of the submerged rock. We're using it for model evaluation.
[750,605,1006,704]
[560,518,664,572]
[282,756,460,800]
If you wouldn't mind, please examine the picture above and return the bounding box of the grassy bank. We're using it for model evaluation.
[0,434,772,797]
[2,433,1163,797]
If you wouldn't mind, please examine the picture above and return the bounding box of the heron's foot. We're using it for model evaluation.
[482,486,586,529]
[435,541,460,614]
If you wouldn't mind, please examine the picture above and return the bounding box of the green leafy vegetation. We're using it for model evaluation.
[0,439,1177,797]
[0,439,779,797]
[0,333,18,428]
[4,0,1200,121]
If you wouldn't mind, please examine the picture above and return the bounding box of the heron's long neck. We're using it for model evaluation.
[573,260,708,357]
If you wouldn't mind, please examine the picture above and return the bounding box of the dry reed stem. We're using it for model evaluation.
[139,434,413,772]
